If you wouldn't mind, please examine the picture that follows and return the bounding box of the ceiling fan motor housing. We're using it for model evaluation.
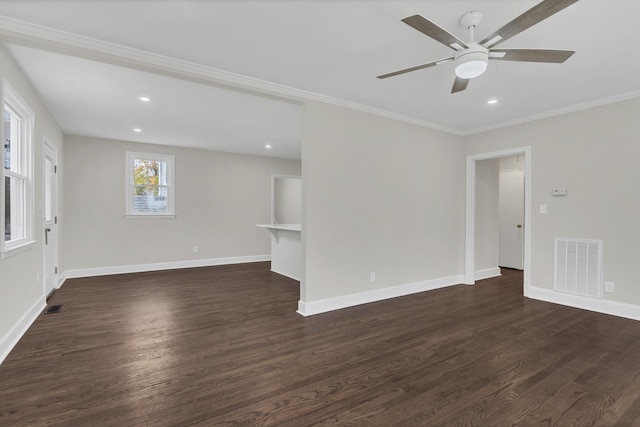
[454,43,489,79]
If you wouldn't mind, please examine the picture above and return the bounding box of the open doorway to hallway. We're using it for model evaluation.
[475,155,524,276]
[465,147,531,296]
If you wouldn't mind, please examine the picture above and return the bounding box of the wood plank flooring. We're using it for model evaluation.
[1,263,640,426]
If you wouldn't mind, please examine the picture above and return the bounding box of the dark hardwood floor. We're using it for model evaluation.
[1,263,640,426]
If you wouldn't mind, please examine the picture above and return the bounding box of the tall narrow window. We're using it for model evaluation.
[2,82,34,257]
[125,151,175,217]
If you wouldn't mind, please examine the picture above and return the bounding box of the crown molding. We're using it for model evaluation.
[0,15,460,136]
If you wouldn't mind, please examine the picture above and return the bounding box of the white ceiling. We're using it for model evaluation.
[0,0,639,159]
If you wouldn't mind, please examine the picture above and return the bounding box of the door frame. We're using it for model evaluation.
[42,139,58,297]
[464,146,531,296]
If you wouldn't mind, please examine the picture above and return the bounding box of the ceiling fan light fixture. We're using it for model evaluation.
[454,51,488,79]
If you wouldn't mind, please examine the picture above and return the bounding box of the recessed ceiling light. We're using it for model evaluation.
[133,128,142,133]
[265,144,272,149]
[487,99,499,105]
[139,96,150,102]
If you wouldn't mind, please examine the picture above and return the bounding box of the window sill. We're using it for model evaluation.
[1,239,36,260]
[125,214,176,219]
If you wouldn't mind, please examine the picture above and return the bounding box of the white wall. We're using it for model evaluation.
[0,45,64,361]
[64,136,301,272]
[302,102,465,305]
[475,159,499,274]
[274,176,301,224]
[464,98,640,306]
[500,155,524,172]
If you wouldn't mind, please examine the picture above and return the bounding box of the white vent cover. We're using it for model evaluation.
[554,238,603,298]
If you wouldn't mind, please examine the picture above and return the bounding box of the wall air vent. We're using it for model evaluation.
[43,304,63,315]
[554,238,603,298]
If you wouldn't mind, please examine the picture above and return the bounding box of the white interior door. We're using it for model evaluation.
[43,142,58,297]
[499,170,524,270]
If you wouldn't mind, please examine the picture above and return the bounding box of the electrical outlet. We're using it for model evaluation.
[193,246,199,253]
[370,272,376,282]
[604,281,614,293]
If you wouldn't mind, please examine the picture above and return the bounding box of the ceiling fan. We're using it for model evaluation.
[377,0,579,93]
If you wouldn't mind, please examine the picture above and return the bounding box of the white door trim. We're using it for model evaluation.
[465,146,532,296]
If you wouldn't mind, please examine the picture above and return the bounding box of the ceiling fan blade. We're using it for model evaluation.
[479,0,579,48]
[377,57,453,79]
[489,49,575,63]
[402,15,468,50]
[452,77,469,93]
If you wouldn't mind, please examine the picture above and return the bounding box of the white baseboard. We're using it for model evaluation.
[271,268,300,281]
[0,296,46,365]
[64,254,271,279]
[57,271,67,289]
[475,267,501,281]
[528,286,640,322]
[297,274,464,316]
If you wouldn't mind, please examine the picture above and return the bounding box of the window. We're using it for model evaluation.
[2,82,34,258]
[125,151,175,217]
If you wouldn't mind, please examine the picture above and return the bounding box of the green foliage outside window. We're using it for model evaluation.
[134,159,162,196]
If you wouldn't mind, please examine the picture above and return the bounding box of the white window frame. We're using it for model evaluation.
[1,80,35,259]
[125,151,175,218]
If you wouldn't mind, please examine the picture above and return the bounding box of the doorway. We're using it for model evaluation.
[43,141,58,298]
[465,147,531,296]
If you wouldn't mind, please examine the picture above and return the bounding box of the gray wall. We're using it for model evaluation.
[274,176,301,224]
[302,102,465,302]
[64,136,301,270]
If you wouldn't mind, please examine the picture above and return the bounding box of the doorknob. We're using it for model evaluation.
[45,227,51,245]
[516,224,522,228]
